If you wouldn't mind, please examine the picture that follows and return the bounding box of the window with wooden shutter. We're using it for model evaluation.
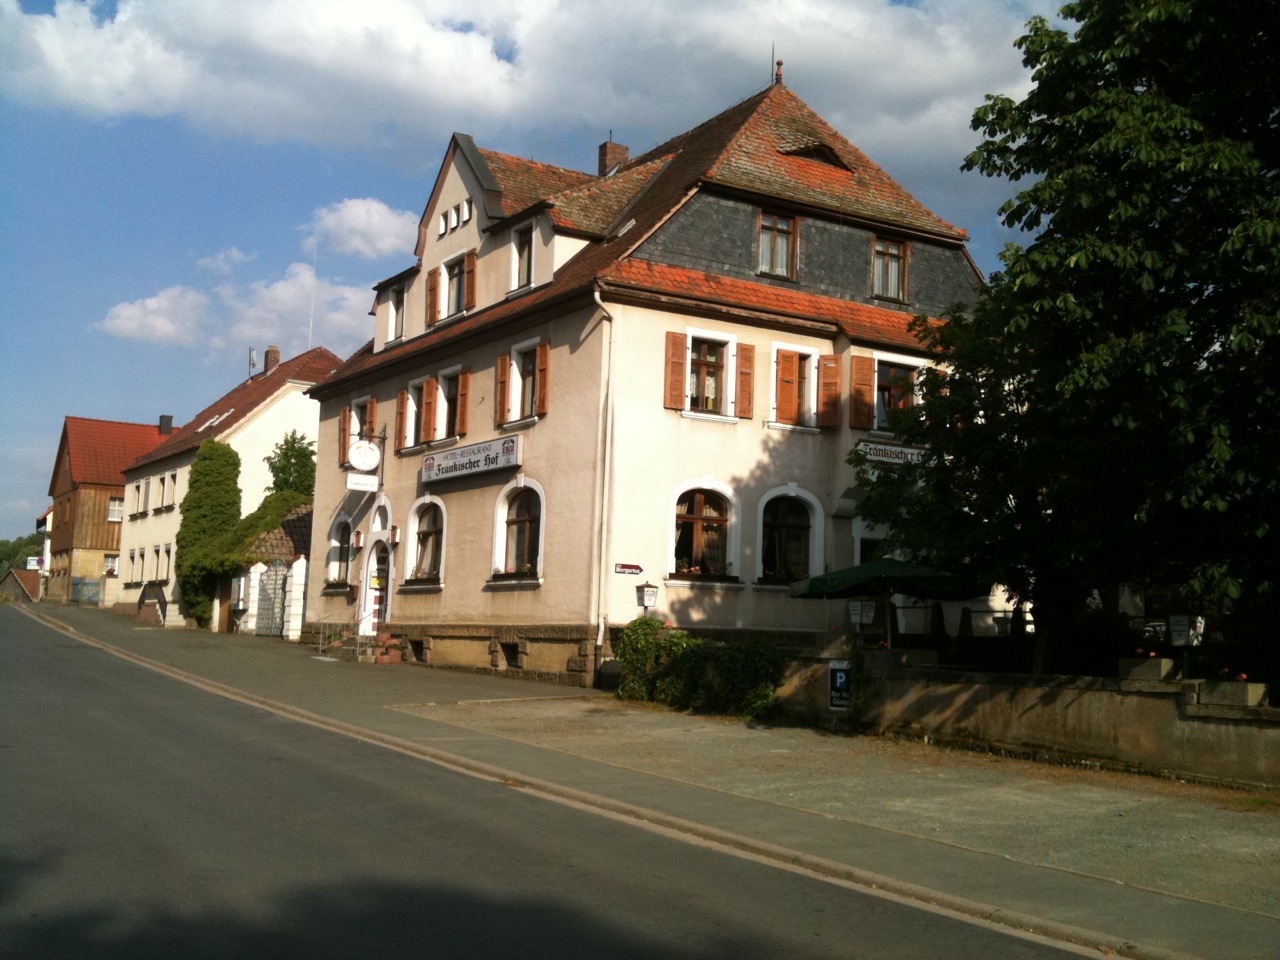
[775,350,800,424]
[365,397,378,441]
[456,369,470,436]
[422,377,438,442]
[535,340,550,417]
[664,332,687,410]
[736,343,754,419]
[427,267,440,324]
[395,389,408,452]
[495,354,510,426]
[464,248,477,311]
[850,356,875,429]
[338,406,350,464]
[817,355,840,427]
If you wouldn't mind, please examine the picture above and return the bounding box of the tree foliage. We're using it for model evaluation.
[175,440,241,626]
[850,1,1279,652]
[264,430,316,495]
[0,533,43,577]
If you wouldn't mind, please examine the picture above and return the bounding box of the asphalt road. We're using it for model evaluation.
[0,611,1094,959]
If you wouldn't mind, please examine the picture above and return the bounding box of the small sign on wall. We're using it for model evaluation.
[829,660,851,711]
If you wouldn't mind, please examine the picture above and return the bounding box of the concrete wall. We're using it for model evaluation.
[781,658,1280,788]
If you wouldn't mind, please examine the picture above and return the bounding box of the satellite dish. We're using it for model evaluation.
[347,440,380,473]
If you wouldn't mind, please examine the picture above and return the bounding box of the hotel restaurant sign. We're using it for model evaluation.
[857,441,925,465]
[421,436,523,483]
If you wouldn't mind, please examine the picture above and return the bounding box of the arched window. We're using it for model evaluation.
[760,496,810,583]
[411,504,443,581]
[674,489,729,577]
[504,489,540,576]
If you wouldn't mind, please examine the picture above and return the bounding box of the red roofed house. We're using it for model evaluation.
[46,416,169,605]
[306,75,996,684]
[117,345,341,630]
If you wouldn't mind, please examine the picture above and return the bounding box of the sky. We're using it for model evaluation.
[0,0,1064,540]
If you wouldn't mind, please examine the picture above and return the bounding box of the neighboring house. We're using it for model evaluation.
[35,505,52,598]
[117,345,340,630]
[306,75,994,685]
[0,568,40,604]
[45,417,169,606]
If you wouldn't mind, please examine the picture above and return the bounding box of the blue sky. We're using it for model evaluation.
[0,0,1061,539]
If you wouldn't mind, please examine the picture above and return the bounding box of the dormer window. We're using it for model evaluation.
[758,212,796,279]
[388,285,405,341]
[513,225,533,290]
[873,238,908,301]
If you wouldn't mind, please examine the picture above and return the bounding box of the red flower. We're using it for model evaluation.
[1236,673,1249,682]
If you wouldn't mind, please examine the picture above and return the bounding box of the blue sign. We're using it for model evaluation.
[829,660,851,711]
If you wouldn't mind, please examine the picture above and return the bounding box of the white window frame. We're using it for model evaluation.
[755,485,824,584]
[104,554,119,578]
[490,476,546,582]
[767,342,819,430]
[873,237,908,301]
[107,498,124,523]
[444,253,467,318]
[506,337,542,424]
[512,223,534,291]
[435,365,464,440]
[873,351,924,433]
[387,284,405,342]
[681,327,739,422]
[406,495,447,584]
[406,377,430,448]
[351,396,373,442]
[327,516,354,583]
[665,477,742,582]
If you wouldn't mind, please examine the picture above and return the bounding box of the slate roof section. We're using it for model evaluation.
[51,417,168,494]
[314,82,964,395]
[131,347,341,470]
[247,504,314,564]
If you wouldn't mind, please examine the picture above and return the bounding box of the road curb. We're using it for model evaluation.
[23,606,1209,960]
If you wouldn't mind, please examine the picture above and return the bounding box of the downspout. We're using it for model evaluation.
[592,287,616,681]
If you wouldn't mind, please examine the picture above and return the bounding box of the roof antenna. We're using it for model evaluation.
[774,59,783,86]
[770,43,775,85]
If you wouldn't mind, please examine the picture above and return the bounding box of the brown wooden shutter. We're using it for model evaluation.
[817,354,841,427]
[464,249,477,311]
[495,354,509,426]
[338,406,350,464]
[736,343,754,419]
[365,397,377,441]
[456,369,470,436]
[427,267,440,325]
[395,389,408,452]
[850,356,875,429]
[422,378,438,442]
[775,350,799,424]
[664,332,686,410]
[535,340,550,416]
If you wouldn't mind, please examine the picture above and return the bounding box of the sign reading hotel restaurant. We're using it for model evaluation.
[857,441,925,465]
[422,436,522,483]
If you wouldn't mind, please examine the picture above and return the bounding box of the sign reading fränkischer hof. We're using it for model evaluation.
[421,437,522,483]
[856,441,925,465]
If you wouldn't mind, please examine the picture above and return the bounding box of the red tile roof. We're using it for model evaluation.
[315,83,961,394]
[599,260,934,352]
[51,417,169,494]
[4,569,40,600]
[130,346,342,470]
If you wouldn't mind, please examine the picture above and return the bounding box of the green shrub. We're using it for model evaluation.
[613,617,784,719]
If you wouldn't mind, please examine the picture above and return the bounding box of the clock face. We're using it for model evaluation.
[347,440,380,473]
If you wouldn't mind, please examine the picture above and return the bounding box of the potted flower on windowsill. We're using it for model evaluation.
[672,559,737,583]
[491,564,537,581]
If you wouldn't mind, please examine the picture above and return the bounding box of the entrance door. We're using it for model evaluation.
[366,543,390,634]
[255,561,288,636]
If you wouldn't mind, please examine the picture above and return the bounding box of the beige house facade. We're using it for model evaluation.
[307,78,996,684]
[116,346,340,628]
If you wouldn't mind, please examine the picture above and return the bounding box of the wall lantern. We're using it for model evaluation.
[635,581,658,616]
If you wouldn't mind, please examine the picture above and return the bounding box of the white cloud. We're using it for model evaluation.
[197,246,253,274]
[303,199,418,259]
[95,285,210,343]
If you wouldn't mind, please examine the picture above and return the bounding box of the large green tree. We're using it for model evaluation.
[175,440,241,626]
[850,1,1279,658]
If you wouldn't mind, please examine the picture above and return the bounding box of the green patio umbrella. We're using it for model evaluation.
[788,557,988,602]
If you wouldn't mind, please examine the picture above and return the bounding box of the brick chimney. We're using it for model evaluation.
[598,139,629,176]
[159,414,173,435]
[264,344,280,373]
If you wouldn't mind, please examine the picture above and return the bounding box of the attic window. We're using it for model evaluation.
[197,409,234,432]
[781,143,847,170]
